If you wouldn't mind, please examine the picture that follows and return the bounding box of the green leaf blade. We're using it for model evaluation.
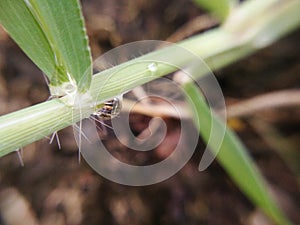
[26,0,92,92]
[0,0,92,92]
[183,81,293,225]
[193,0,238,22]
[0,0,57,80]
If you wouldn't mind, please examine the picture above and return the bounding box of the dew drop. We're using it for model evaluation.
[147,62,158,72]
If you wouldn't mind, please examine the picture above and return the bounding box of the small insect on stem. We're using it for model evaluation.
[93,97,122,120]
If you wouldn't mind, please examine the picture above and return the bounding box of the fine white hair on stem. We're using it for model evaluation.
[89,116,112,130]
[78,119,82,163]
[72,121,82,163]
[73,123,91,143]
[15,148,24,167]
[49,131,61,149]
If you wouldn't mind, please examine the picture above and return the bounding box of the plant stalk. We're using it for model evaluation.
[0,0,300,157]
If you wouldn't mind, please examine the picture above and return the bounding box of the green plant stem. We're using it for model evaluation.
[0,0,300,157]
[0,29,248,157]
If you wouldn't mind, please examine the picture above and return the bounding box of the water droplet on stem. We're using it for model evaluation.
[147,62,158,72]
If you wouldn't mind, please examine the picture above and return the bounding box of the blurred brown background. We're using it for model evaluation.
[0,0,300,224]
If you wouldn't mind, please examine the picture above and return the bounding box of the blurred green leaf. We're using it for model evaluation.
[193,0,238,21]
[183,81,292,225]
[0,0,92,92]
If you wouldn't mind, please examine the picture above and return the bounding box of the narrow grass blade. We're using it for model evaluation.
[0,0,92,92]
[183,81,292,225]
[0,0,57,82]
[193,0,238,21]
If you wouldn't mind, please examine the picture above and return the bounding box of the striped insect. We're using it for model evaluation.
[93,97,122,120]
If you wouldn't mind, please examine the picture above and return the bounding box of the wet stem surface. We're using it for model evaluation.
[0,0,300,224]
